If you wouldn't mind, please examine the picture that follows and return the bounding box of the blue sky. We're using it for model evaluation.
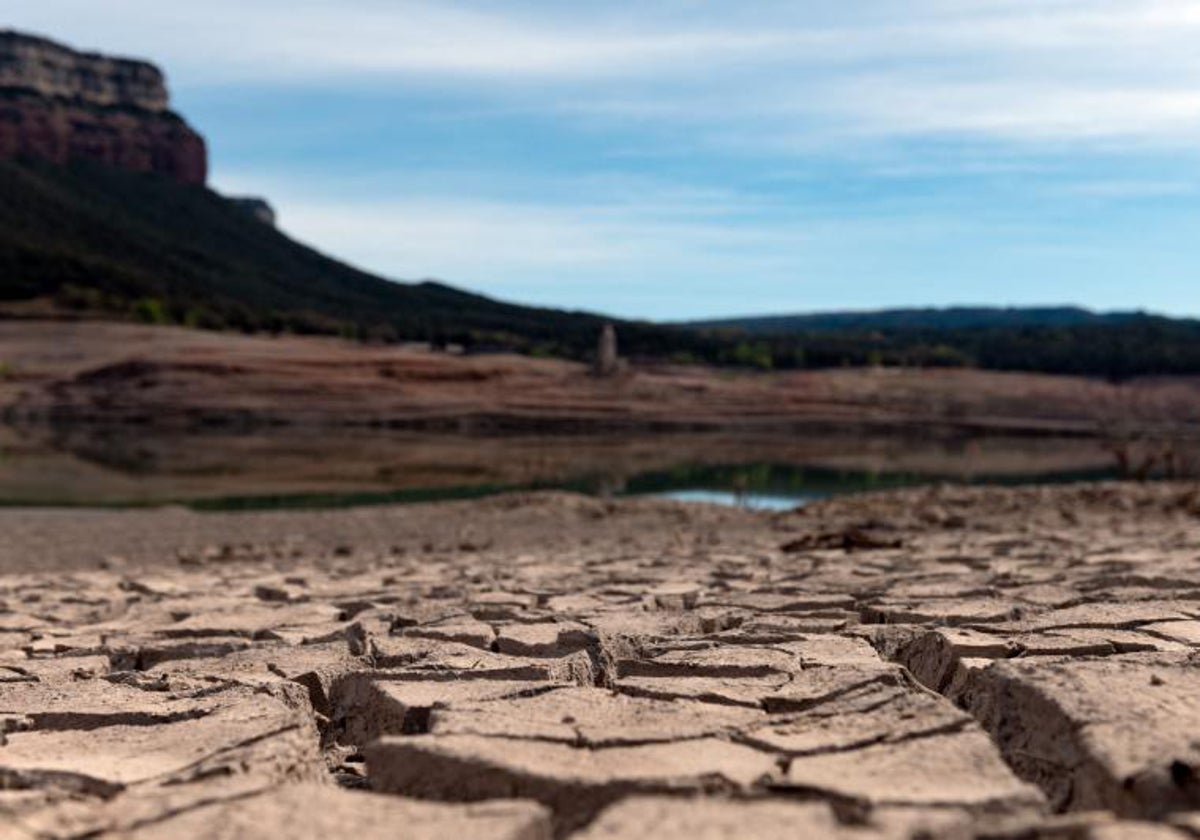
[10,1,1200,319]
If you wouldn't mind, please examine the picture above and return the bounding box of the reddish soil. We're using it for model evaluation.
[5,320,1200,435]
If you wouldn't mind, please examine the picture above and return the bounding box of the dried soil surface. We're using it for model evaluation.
[6,483,1200,838]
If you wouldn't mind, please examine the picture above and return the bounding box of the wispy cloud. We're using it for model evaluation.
[229,176,814,292]
[213,165,1076,318]
[14,0,1200,149]
[7,1,823,81]
[1050,178,1199,198]
[819,81,1200,144]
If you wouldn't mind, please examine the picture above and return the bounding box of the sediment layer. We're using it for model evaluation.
[0,31,206,183]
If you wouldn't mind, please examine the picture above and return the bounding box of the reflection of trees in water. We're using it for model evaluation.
[47,428,163,475]
[1092,383,1200,479]
[730,465,772,507]
[589,472,628,499]
[731,471,748,506]
[624,462,910,498]
[622,459,1120,502]
[0,425,1147,508]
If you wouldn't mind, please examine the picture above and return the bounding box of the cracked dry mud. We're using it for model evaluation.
[6,484,1200,838]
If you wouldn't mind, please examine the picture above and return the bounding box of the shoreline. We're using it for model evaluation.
[0,477,1196,573]
[6,319,1200,438]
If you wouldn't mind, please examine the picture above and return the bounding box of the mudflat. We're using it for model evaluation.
[5,482,1200,837]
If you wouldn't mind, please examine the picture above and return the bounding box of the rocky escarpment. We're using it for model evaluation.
[0,30,206,184]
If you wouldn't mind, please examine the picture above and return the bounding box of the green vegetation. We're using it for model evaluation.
[731,340,774,371]
[702,320,1200,379]
[4,159,1200,378]
[131,297,170,325]
[692,306,1133,334]
[690,306,1200,378]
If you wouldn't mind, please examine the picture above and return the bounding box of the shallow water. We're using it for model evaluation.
[0,425,1121,510]
[650,489,823,511]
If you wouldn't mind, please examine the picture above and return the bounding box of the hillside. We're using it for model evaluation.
[687,306,1200,379]
[1,31,642,356]
[0,159,705,358]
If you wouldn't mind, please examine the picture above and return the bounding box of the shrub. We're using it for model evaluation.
[131,297,169,325]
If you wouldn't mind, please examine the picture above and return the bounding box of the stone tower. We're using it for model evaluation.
[594,323,619,377]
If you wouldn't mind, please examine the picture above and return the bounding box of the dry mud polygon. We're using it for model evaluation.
[5,483,1200,838]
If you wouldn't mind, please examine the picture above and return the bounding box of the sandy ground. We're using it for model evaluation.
[6,319,1200,434]
[6,483,1200,837]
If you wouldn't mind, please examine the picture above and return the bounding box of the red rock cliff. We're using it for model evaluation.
[0,30,207,185]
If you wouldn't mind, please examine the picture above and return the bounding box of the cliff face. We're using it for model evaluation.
[0,31,206,184]
[0,30,169,110]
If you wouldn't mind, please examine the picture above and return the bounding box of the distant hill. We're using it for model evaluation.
[689,306,1159,334]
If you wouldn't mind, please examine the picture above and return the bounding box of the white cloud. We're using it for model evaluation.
[12,0,1200,149]
[213,162,1024,318]
[5,1,821,82]
[271,195,808,286]
[819,81,1200,143]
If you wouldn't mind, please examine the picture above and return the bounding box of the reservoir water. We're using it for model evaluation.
[0,425,1122,510]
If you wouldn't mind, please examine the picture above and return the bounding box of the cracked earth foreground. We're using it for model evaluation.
[6,484,1200,839]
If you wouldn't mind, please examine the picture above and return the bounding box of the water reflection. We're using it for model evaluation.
[622,459,1116,510]
[0,424,1125,510]
[652,489,821,511]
